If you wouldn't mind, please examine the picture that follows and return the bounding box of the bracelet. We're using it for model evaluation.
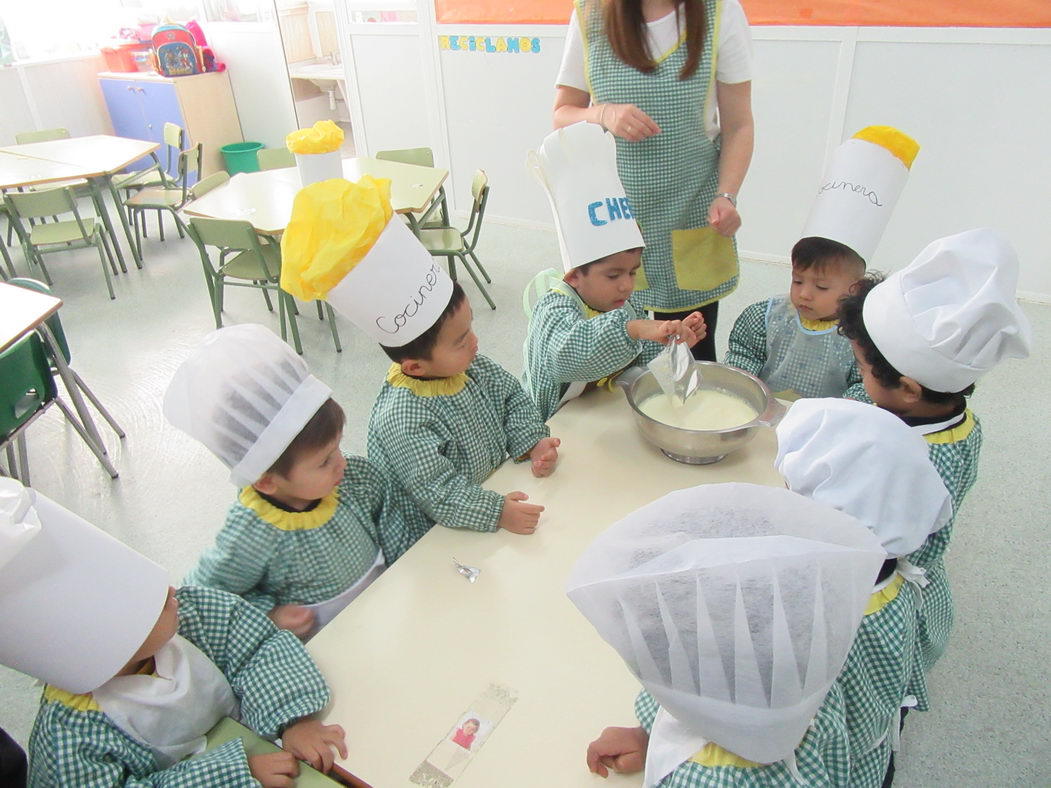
[715,192,737,207]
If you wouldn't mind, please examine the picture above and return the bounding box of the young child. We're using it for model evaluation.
[837,228,1031,674]
[776,398,953,786]
[165,323,409,640]
[0,478,346,787]
[279,176,558,546]
[523,122,706,420]
[567,483,885,787]
[724,126,919,400]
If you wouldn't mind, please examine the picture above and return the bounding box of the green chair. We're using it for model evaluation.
[10,128,91,239]
[124,143,203,257]
[419,170,494,310]
[0,206,16,279]
[375,147,449,229]
[186,216,342,354]
[257,148,296,170]
[5,186,118,299]
[114,122,185,202]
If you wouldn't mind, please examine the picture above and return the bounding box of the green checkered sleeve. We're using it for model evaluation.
[483,354,552,461]
[635,688,659,732]
[723,300,768,377]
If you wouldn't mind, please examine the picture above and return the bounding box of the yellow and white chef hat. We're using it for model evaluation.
[801,126,920,263]
[566,483,884,771]
[527,121,644,273]
[163,323,332,487]
[0,478,169,694]
[280,176,454,347]
[864,228,1032,392]
[776,398,953,558]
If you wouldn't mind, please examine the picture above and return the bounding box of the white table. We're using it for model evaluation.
[309,388,784,787]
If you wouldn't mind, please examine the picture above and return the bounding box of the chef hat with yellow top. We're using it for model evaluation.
[0,478,169,694]
[527,121,645,273]
[163,323,333,487]
[863,228,1032,392]
[280,176,454,347]
[801,126,919,263]
[566,483,884,782]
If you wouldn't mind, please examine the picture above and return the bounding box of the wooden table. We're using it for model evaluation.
[308,389,784,788]
[182,157,448,236]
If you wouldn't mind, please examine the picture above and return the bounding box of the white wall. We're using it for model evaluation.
[0,56,112,145]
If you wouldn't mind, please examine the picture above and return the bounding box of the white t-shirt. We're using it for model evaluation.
[556,0,752,141]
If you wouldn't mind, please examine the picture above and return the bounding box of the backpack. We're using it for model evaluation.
[151,24,202,77]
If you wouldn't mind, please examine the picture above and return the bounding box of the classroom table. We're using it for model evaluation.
[308,388,784,788]
[181,157,448,236]
[0,135,162,272]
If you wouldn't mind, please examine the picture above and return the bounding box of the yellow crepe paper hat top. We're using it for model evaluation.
[280,176,393,301]
[852,126,920,169]
[285,120,345,155]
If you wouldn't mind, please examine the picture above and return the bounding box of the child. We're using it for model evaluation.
[0,478,346,787]
[524,122,706,420]
[837,228,1031,673]
[165,323,409,640]
[567,483,885,787]
[724,126,919,400]
[776,398,953,786]
[279,177,558,546]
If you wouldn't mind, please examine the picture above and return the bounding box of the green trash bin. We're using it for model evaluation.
[220,141,264,174]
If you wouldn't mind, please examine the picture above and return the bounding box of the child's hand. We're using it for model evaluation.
[679,311,708,348]
[529,437,560,477]
[248,751,299,788]
[267,605,316,638]
[628,319,681,344]
[282,718,349,773]
[586,726,649,778]
[499,491,544,534]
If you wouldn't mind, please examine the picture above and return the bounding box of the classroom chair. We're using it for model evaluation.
[419,169,494,310]
[113,122,185,204]
[375,147,449,229]
[9,127,91,241]
[257,148,296,170]
[123,143,203,258]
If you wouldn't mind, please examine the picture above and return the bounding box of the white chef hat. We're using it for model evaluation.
[280,176,455,347]
[527,121,645,273]
[801,126,919,263]
[863,228,1033,392]
[163,323,333,487]
[775,398,952,558]
[0,479,169,694]
[566,483,883,766]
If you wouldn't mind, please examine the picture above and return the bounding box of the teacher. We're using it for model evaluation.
[553,0,754,360]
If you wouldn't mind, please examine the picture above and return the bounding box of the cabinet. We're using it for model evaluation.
[99,71,243,176]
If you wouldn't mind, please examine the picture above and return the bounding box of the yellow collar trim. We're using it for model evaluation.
[43,685,101,713]
[799,315,838,331]
[240,485,339,531]
[865,572,905,616]
[386,363,467,397]
[923,410,976,445]
[690,742,759,768]
[551,287,603,319]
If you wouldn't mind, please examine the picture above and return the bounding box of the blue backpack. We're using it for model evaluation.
[151,24,202,77]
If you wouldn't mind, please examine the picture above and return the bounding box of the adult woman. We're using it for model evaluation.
[553,0,754,360]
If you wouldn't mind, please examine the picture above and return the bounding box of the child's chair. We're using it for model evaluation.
[375,147,449,229]
[113,122,185,203]
[123,143,203,258]
[418,170,494,310]
[10,128,91,240]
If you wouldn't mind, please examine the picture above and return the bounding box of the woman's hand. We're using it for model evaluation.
[599,103,661,142]
[708,196,741,236]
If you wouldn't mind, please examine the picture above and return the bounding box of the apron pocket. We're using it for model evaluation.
[671,226,738,292]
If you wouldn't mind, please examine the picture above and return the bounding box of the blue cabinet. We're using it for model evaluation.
[100,78,183,172]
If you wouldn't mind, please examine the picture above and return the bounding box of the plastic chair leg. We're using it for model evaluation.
[16,435,30,487]
[316,301,325,320]
[100,231,118,276]
[53,397,119,478]
[95,237,116,300]
[283,292,303,355]
[324,303,342,352]
[68,368,126,438]
[32,250,53,286]
[0,238,14,279]
[212,277,225,328]
[261,284,274,312]
[467,250,491,284]
[446,254,457,281]
[458,253,495,310]
[157,210,164,242]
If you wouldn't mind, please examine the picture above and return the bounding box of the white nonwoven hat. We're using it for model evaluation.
[0,479,169,694]
[863,228,1033,392]
[566,483,884,765]
[527,121,644,273]
[163,324,333,487]
[775,398,953,558]
[801,126,919,262]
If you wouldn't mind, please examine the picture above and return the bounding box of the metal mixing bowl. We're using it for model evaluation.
[623,362,786,464]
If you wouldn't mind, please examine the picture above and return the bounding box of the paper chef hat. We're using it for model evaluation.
[528,121,645,273]
[801,126,919,262]
[280,177,454,347]
[566,483,884,765]
[0,479,169,694]
[163,324,333,487]
[864,228,1032,392]
[776,398,953,558]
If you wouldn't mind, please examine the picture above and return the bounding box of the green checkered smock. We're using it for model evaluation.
[634,687,852,787]
[28,586,330,787]
[723,297,865,400]
[367,354,550,542]
[523,286,660,421]
[184,454,413,613]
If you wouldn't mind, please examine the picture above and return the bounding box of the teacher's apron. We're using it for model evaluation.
[578,0,738,313]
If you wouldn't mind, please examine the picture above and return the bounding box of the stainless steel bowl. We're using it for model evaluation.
[624,362,785,464]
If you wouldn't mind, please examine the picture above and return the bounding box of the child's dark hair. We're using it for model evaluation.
[381,282,467,363]
[792,237,865,275]
[267,397,345,477]
[576,247,644,276]
[837,274,974,403]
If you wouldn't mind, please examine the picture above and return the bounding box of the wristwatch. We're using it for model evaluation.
[715,192,737,207]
